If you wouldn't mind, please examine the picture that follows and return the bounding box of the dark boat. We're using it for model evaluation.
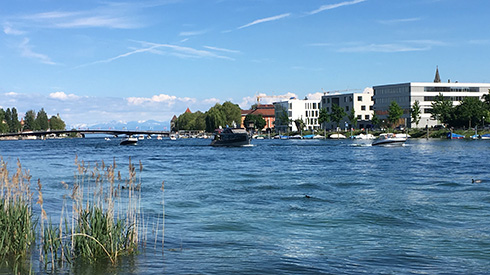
[120,136,138,145]
[210,127,251,147]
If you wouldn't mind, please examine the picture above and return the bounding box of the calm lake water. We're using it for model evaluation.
[0,137,489,274]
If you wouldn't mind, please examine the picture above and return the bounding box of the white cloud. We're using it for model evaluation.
[338,43,430,53]
[49,91,80,101]
[238,13,291,29]
[3,23,25,35]
[306,92,323,100]
[239,92,297,109]
[179,30,208,36]
[309,0,366,15]
[378,18,421,24]
[18,38,57,65]
[126,93,197,106]
[203,46,241,54]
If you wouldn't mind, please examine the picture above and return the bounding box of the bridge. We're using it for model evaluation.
[0,129,171,139]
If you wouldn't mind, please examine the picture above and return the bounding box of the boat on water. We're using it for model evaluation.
[120,136,138,145]
[372,133,407,146]
[447,132,464,139]
[351,133,375,140]
[170,134,178,140]
[329,133,346,139]
[481,133,490,140]
[210,127,250,147]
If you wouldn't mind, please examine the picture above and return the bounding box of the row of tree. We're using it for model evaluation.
[173,102,242,133]
[428,93,490,128]
[0,107,66,133]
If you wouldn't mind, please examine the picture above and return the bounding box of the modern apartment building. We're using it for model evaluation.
[319,89,374,130]
[373,70,490,128]
[273,98,320,132]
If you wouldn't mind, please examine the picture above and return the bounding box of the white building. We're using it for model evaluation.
[373,70,490,128]
[319,89,374,130]
[273,98,320,132]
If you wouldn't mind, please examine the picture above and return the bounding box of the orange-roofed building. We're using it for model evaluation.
[185,107,192,113]
[241,104,275,131]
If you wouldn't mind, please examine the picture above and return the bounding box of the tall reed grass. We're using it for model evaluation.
[0,155,165,273]
[0,159,35,274]
[38,156,163,270]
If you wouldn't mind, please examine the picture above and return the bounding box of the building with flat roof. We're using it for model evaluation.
[373,80,490,128]
[273,98,320,132]
[320,89,374,130]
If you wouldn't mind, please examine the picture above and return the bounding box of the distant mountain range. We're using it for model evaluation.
[70,120,170,131]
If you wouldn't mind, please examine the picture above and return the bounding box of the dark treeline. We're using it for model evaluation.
[0,107,66,133]
[173,101,241,132]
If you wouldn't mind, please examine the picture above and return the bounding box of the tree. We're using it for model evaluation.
[431,93,453,126]
[205,104,226,132]
[410,100,421,128]
[387,101,403,128]
[371,112,380,128]
[330,104,346,129]
[348,109,357,129]
[4,108,12,133]
[24,110,37,131]
[243,114,266,131]
[49,114,66,130]
[318,108,329,129]
[0,109,8,133]
[36,108,49,130]
[193,111,206,131]
[293,119,305,132]
[454,96,486,129]
[10,108,21,133]
[220,101,241,127]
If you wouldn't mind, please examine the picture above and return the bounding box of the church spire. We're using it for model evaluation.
[434,66,441,83]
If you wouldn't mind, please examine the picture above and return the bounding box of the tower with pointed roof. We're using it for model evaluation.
[434,66,441,83]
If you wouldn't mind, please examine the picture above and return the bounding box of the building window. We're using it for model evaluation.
[365,115,370,120]
[346,106,349,111]
[326,107,330,112]
[361,105,366,111]
[358,96,362,101]
[370,106,373,110]
[305,111,308,117]
[357,115,362,119]
[327,98,330,103]
[322,98,326,104]
[350,96,353,102]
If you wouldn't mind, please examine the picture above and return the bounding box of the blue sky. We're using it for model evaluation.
[1,0,490,128]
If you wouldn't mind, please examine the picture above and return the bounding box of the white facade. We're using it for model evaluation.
[320,89,374,130]
[373,82,490,128]
[273,98,320,132]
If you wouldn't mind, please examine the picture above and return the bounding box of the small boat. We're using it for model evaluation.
[302,134,315,139]
[329,133,346,139]
[447,132,464,139]
[313,134,326,139]
[104,137,111,141]
[157,135,163,140]
[120,136,138,145]
[351,133,375,140]
[481,133,490,140]
[170,134,178,140]
[210,127,250,147]
[372,133,407,146]
[289,134,303,139]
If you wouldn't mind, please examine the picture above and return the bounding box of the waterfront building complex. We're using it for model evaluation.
[319,89,374,130]
[373,69,490,128]
[273,98,320,132]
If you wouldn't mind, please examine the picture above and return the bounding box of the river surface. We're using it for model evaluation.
[0,137,489,274]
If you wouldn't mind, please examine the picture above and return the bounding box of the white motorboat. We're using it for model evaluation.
[329,133,346,139]
[372,133,407,146]
[351,133,375,140]
[170,134,178,140]
[120,136,138,145]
